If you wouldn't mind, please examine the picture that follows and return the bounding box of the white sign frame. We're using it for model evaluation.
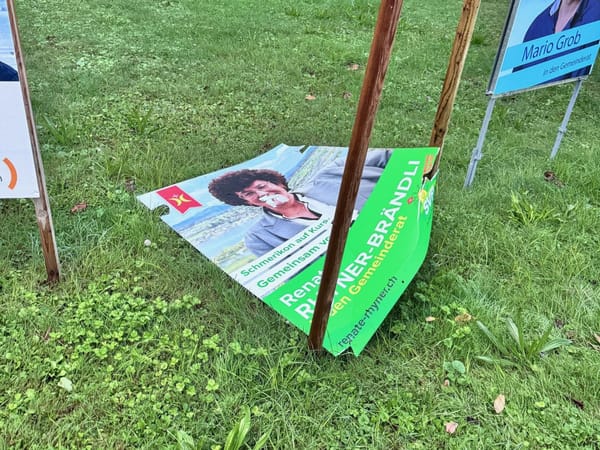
[0,0,60,281]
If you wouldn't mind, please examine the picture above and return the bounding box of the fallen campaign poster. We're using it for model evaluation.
[488,0,600,96]
[0,0,39,198]
[139,145,439,356]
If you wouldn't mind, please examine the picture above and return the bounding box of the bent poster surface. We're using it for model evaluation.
[139,145,439,355]
[0,0,39,198]
[488,0,600,96]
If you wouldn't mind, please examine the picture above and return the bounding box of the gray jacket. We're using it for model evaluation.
[245,149,391,256]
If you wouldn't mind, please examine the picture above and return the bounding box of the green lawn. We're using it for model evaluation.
[1,0,599,448]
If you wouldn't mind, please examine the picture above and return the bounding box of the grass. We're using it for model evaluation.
[1,0,600,448]
[476,318,572,368]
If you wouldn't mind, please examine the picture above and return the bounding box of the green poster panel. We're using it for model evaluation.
[139,145,439,355]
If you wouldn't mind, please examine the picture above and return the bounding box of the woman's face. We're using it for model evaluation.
[236,180,296,209]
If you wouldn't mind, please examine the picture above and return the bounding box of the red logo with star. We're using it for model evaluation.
[157,185,201,213]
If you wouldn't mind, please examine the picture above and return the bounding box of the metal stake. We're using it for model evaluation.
[550,78,584,160]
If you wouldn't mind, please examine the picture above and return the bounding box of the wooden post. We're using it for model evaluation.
[8,0,61,282]
[308,0,404,351]
[426,0,481,177]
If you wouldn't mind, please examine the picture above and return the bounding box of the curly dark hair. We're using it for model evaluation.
[208,169,289,206]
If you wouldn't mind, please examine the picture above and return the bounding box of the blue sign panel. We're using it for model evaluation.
[489,0,600,96]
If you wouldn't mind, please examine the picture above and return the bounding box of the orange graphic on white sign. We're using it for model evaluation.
[1,157,18,189]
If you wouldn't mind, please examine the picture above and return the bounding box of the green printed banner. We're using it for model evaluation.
[139,145,439,355]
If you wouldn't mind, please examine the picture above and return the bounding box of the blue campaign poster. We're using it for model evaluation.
[488,0,600,96]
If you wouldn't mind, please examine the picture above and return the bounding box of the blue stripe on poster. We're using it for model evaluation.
[494,44,599,95]
[500,22,600,71]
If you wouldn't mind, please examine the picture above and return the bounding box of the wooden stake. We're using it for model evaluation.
[427,0,481,177]
[308,0,404,351]
[8,0,61,282]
